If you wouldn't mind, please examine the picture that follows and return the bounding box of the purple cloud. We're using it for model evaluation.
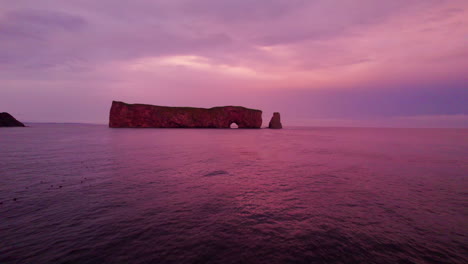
[0,0,467,126]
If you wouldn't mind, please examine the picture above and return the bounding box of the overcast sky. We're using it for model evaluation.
[1,0,467,127]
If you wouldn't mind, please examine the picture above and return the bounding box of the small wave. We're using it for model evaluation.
[203,170,229,177]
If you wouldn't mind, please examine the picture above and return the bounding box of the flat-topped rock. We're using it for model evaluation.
[109,101,262,128]
[0,112,25,127]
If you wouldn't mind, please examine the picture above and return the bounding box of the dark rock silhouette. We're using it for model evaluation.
[0,112,25,127]
[109,101,262,128]
[269,112,282,129]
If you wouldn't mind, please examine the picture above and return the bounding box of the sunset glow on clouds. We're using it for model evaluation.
[1,0,467,126]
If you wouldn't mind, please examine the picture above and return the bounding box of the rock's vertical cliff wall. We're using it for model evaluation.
[109,101,262,128]
[0,112,25,127]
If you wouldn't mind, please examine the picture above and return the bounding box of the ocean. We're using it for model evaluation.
[1,124,467,263]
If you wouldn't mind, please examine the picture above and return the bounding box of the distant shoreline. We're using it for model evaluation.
[18,122,468,129]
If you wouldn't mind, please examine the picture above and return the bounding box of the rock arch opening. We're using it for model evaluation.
[230,122,239,128]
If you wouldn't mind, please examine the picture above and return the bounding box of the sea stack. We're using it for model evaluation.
[268,112,282,129]
[0,112,25,127]
[109,101,262,128]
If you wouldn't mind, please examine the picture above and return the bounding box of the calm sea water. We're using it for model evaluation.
[1,124,467,264]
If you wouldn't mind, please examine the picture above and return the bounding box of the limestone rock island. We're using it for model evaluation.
[109,101,262,128]
[0,112,25,127]
[268,112,282,129]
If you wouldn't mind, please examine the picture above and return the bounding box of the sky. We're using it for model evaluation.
[1,0,467,127]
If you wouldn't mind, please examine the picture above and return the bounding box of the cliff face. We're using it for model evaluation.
[0,112,25,127]
[268,112,282,129]
[109,101,262,128]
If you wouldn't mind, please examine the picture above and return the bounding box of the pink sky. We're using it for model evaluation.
[1,0,467,127]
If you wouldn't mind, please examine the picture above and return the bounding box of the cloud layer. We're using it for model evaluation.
[1,0,467,126]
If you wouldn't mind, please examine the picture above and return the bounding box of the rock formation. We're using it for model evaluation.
[109,101,262,128]
[0,112,25,127]
[268,112,282,129]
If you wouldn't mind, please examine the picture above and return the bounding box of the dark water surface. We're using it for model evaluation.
[1,124,467,264]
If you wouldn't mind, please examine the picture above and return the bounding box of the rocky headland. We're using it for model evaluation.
[0,112,25,127]
[109,101,263,128]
